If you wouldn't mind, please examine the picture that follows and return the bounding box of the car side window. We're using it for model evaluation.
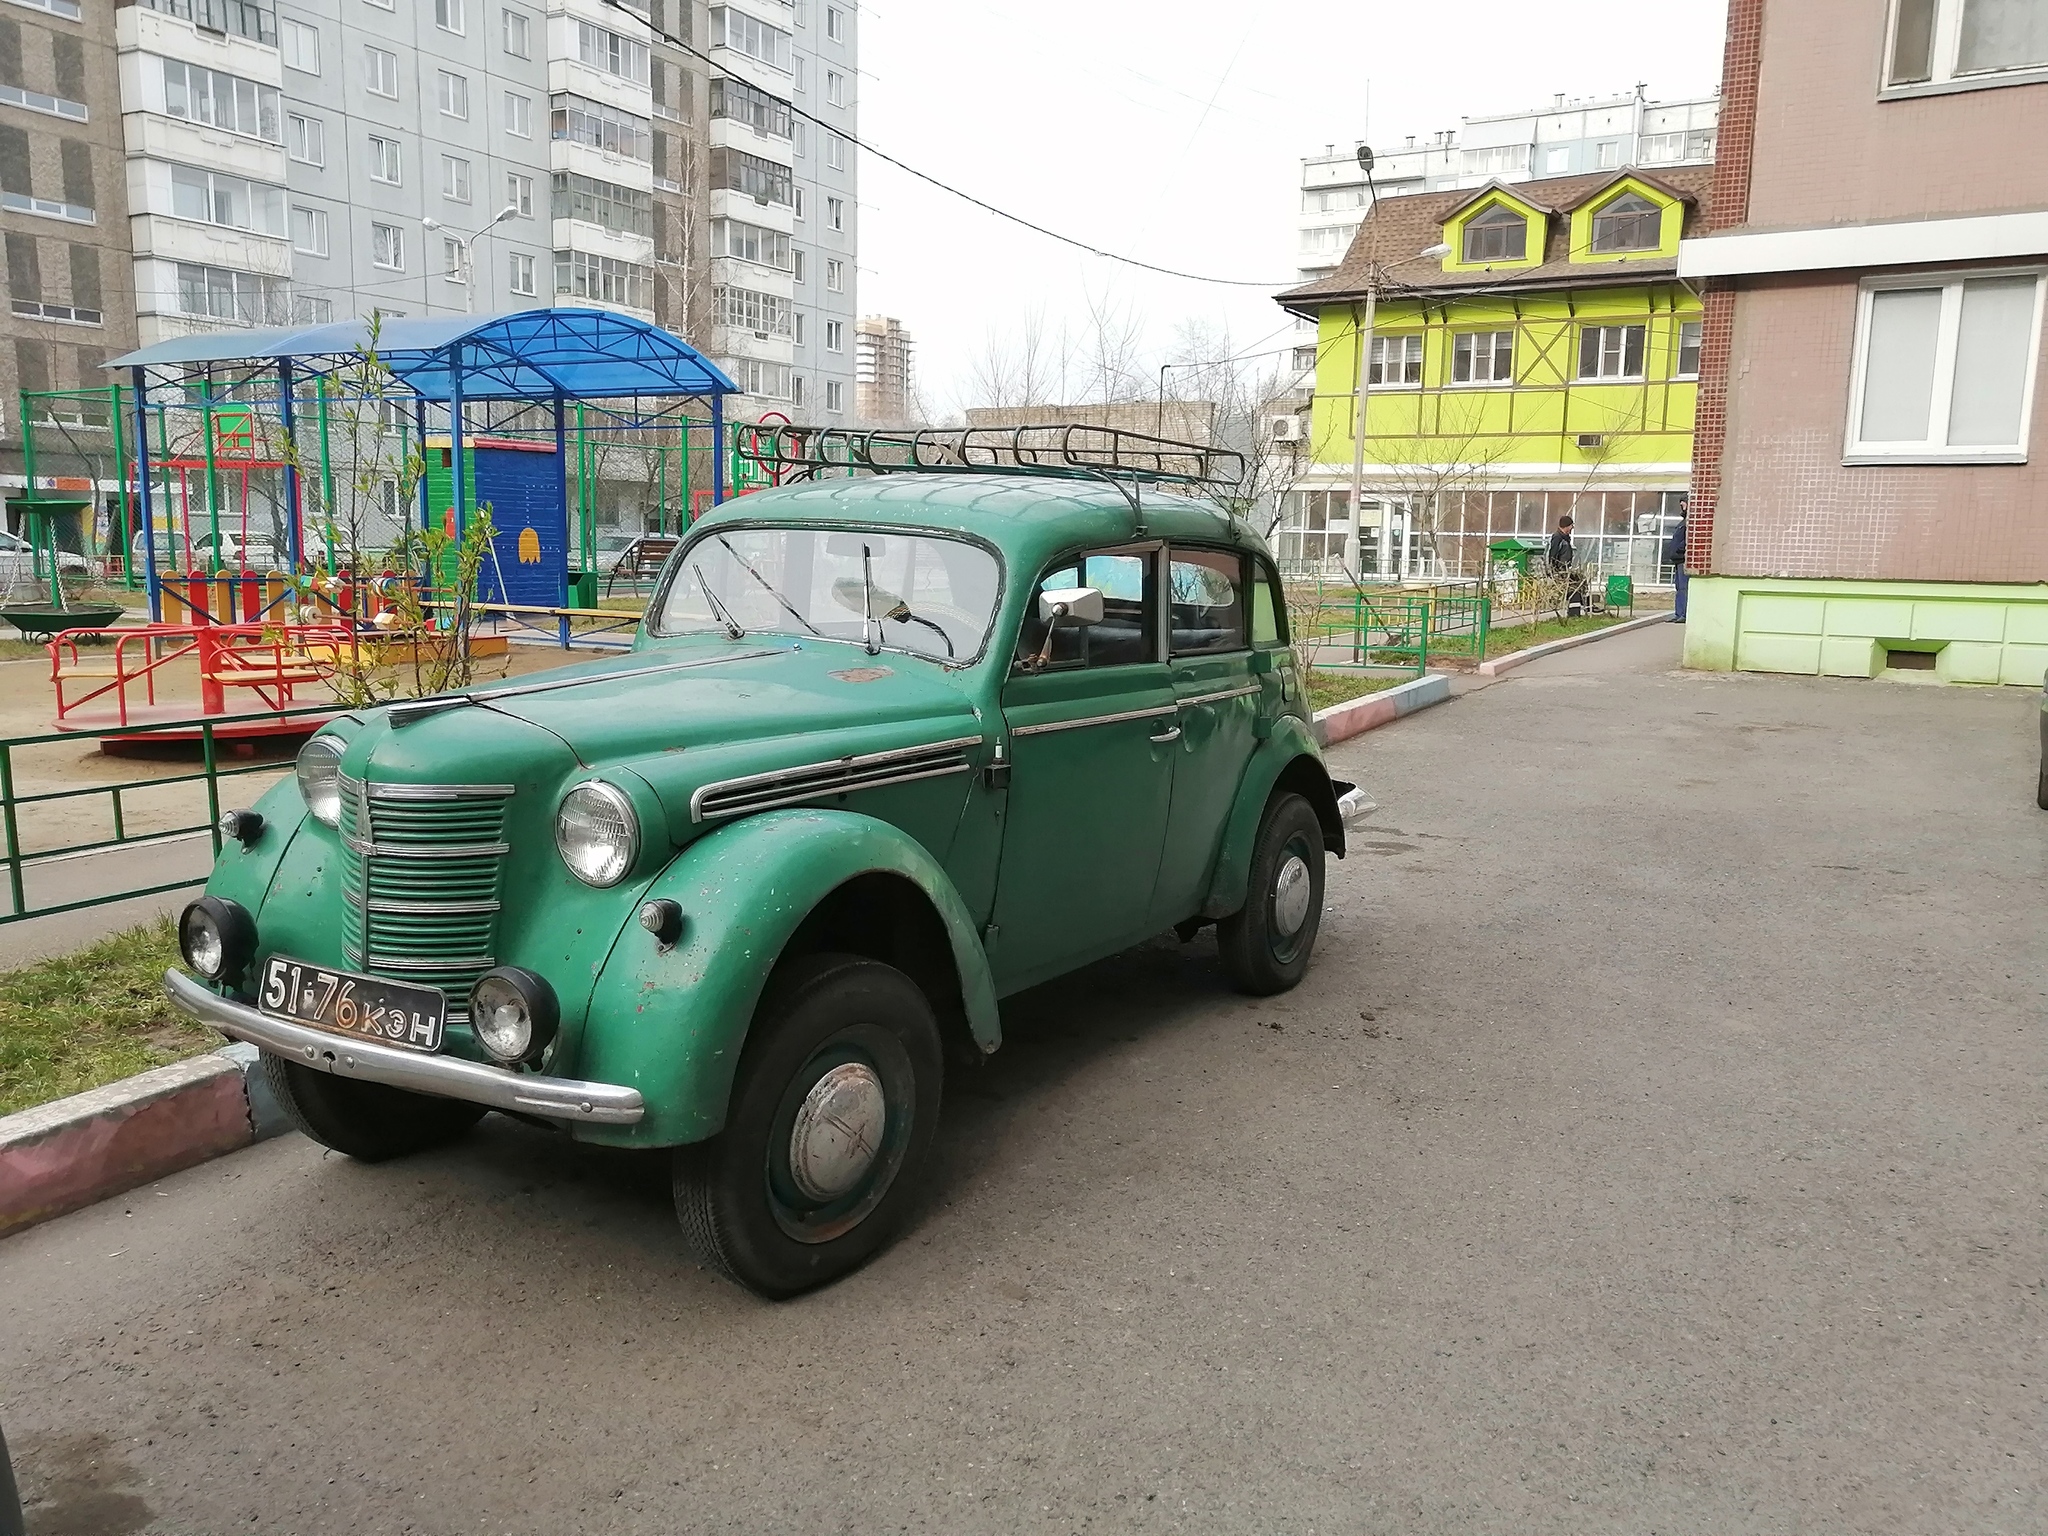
[1250,556,1286,646]
[1168,548,1246,656]
[1013,550,1157,670]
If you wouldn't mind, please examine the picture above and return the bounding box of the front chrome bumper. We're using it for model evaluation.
[1336,785,1376,828]
[163,969,645,1125]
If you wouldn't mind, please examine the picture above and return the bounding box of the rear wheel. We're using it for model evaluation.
[261,1052,486,1162]
[1217,792,1326,996]
[674,954,942,1299]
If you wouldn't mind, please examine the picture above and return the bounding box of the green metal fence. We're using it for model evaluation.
[1349,592,1492,674]
[0,703,333,926]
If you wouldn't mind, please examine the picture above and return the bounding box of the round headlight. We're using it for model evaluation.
[469,967,559,1065]
[297,734,345,828]
[555,781,638,887]
[180,896,255,983]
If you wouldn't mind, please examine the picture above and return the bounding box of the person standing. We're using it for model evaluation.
[1664,510,1689,622]
[1548,514,1585,617]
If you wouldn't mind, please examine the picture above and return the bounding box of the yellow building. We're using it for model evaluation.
[1275,165,1712,586]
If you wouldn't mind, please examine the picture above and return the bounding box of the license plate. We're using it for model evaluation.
[257,955,446,1054]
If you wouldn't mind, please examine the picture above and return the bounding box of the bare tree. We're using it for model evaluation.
[1365,397,1515,583]
[1078,289,1149,405]
[963,308,1070,412]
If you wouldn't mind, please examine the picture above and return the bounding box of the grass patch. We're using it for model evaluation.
[0,638,50,661]
[1305,669,1412,712]
[1484,614,1622,658]
[0,918,215,1118]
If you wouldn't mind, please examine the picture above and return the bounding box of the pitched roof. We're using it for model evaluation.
[1277,164,1716,311]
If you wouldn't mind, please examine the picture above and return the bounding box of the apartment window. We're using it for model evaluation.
[1888,0,2048,87]
[555,249,651,309]
[369,136,401,185]
[1595,140,1620,168]
[1590,193,1662,254]
[793,57,806,92]
[505,92,532,136]
[1638,128,1717,164]
[792,373,807,407]
[18,0,83,18]
[710,147,793,206]
[282,18,320,74]
[170,164,288,237]
[826,379,843,413]
[576,21,650,84]
[1849,271,2044,461]
[442,237,465,280]
[1578,323,1647,380]
[793,186,806,219]
[1460,143,1529,177]
[553,94,653,160]
[722,356,792,399]
[365,0,393,10]
[711,217,791,269]
[435,0,465,34]
[825,256,843,291]
[826,69,845,105]
[709,76,793,139]
[827,196,844,231]
[366,46,398,99]
[1461,204,1527,264]
[508,250,536,295]
[1676,320,1703,379]
[1452,330,1513,383]
[1292,344,1318,373]
[826,133,845,170]
[506,172,533,215]
[371,221,404,270]
[503,8,530,57]
[792,120,808,156]
[140,0,274,42]
[291,204,328,255]
[175,262,288,324]
[293,294,334,324]
[287,113,324,165]
[551,172,653,238]
[792,247,807,282]
[710,7,793,71]
[714,284,793,337]
[1369,333,1423,386]
[0,82,87,123]
[825,318,843,351]
[793,312,806,345]
[826,4,843,38]
[159,59,282,142]
[442,155,471,202]
[439,72,470,119]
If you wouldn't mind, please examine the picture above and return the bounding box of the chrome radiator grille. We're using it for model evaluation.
[338,775,514,1015]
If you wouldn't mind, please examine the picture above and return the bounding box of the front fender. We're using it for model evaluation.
[1200,715,1342,920]
[574,807,998,1148]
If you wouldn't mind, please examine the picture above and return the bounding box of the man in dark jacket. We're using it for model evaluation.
[1548,515,1585,616]
[1664,511,1689,622]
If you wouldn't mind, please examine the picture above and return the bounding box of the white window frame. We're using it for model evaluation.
[827,195,844,231]
[442,236,466,281]
[439,70,470,119]
[1844,266,2046,465]
[365,0,394,11]
[371,221,404,271]
[826,69,845,106]
[1884,0,2048,92]
[826,4,843,38]
[793,186,806,220]
[365,45,398,99]
[1577,323,1647,382]
[369,135,401,185]
[436,0,466,35]
[825,318,843,352]
[1368,333,1423,388]
[505,91,532,137]
[506,171,534,216]
[442,154,472,202]
[291,203,329,255]
[792,247,806,283]
[503,8,529,57]
[287,111,325,166]
[508,250,536,295]
[825,132,845,171]
[825,256,843,292]
[282,19,320,74]
[826,378,844,413]
[1451,330,1514,385]
[1675,319,1703,381]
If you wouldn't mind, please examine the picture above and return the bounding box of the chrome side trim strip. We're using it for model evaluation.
[1179,683,1263,708]
[1009,703,1179,738]
[691,735,984,822]
[342,837,511,860]
[164,970,644,1125]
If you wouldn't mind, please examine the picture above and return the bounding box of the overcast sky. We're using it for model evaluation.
[856,0,1731,419]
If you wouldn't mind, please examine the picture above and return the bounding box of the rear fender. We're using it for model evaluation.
[575,808,998,1147]
[1201,716,1343,920]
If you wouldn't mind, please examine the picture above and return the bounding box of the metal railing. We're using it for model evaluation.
[1350,592,1492,674]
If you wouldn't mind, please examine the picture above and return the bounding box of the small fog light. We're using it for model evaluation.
[179,896,255,983]
[219,809,265,847]
[469,967,559,1066]
[638,899,683,947]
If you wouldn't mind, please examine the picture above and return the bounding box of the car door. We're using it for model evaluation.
[990,544,1178,993]
[1149,545,1262,927]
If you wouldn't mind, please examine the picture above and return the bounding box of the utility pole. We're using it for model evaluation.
[424,204,519,315]
[1346,145,1383,578]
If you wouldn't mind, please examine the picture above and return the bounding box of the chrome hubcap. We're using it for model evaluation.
[787,1062,887,1202]
[1272,854,1311,936]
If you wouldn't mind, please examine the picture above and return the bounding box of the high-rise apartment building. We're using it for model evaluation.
[2,0,136,486]
[853,312,907,423]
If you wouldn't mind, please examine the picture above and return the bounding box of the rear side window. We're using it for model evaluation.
[1014,549,1158,669]
[1251,557,1286,645]
[1168,548,1246,655]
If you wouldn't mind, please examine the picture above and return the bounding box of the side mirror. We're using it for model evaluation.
[1027,586,1104,672]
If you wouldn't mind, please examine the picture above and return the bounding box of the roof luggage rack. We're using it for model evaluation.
[736,424,1245,494]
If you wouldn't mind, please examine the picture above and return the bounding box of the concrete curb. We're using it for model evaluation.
[1475,612,1673,678]
[0,1041,289,1239]
[1312,672,1452,747]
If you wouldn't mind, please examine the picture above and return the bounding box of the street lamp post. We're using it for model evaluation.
[422,204,520,315]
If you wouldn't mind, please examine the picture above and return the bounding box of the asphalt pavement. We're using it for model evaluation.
[2,624,2043,1535]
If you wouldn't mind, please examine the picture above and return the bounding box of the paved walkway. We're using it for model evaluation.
[1,639,2042,1533]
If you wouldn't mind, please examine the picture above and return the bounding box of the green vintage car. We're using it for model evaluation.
[167,469,1361,1296]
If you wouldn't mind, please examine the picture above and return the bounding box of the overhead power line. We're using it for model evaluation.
[600,0,1290,290]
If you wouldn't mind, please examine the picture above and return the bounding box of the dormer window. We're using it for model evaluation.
[1462,203,1527,263]
[1591,192,1662,254]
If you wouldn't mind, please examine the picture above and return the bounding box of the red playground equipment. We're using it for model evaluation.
[49,621,353,743]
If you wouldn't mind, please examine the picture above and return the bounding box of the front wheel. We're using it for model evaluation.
[674,954,943,1299]
[1217,791,1326,996]
[260,1052,486,1162]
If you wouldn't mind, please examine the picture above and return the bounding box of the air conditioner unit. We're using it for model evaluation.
[1576,432,1605,448]
[1270,414,1304,443]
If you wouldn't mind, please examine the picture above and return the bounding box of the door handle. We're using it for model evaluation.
[1149,725,1182,743]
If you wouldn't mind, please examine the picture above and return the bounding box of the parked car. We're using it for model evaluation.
[0,528,90,586]
[131,528,280,572]
[165,469,1360,1296]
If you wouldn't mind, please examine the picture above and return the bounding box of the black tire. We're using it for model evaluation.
[1217,791,1326,997]
[674,953,943,1299]
[261,1051,487,1162]
[2037,756,2048,810]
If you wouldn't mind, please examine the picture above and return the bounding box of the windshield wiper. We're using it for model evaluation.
[718,536,823,638]
[693,563,747,640]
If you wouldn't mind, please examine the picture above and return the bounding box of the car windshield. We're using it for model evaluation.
[657,525,1002,664]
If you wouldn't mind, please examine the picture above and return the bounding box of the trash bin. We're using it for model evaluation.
[1487,536,1548,575]
[569,570,598,609]
[1604,574,1633,613]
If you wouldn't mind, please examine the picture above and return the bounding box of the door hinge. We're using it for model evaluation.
[983,740,1010,790]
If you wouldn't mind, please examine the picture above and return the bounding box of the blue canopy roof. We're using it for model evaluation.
[107,308,737,401]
